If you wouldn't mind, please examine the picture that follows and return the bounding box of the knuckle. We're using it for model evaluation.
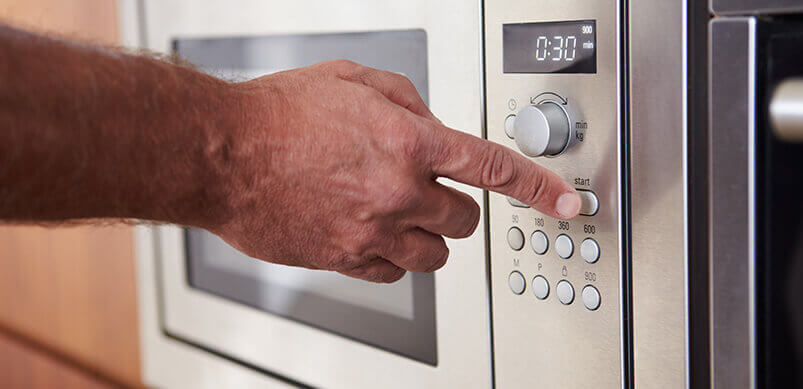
[390,122,424,160]
[360,84,385,102]
[379,267,407,283]
[429,206,452,230]
[401,75,416,90]
[331,252,364,272]
[360,265,406,284]
[343,224,383,256]
[480,146,518,189]
[457,201,482,238]
[400,252,428,272]
[392,73,417,92]
[383,185,423,213]
[324,59,360,72]
[424,244,450,273]
[405,238,449,273]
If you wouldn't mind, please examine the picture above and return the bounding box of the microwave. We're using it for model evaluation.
[122,0,803,387]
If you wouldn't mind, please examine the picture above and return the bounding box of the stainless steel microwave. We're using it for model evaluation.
[121,0,803,387]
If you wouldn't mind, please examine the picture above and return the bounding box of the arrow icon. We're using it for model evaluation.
[532,92,568,105]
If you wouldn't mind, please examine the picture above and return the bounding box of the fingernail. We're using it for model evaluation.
[556,192,581,219]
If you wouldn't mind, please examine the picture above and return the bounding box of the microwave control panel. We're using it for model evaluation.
[484,1,624,388]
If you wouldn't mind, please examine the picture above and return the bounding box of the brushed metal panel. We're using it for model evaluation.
[709,18,756,389]
[711,0,803,16]
[484,1,625,388]
[629,0,689,387]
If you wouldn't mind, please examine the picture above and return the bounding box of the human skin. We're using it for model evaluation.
[0,25,581,283]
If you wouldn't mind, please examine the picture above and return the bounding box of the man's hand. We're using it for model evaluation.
[0,25,579,283]
[208,60,581,283]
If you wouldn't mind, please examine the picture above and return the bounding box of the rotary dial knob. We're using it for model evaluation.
[513,102,572,157]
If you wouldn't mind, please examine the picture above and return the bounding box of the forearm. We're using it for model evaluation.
[0,25,239,227]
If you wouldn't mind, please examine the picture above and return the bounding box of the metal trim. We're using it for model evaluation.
[708,17,756,389]
[629,0,690,386]
[711,0,803,16]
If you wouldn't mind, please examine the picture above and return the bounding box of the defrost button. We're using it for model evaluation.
[556,280,575,305]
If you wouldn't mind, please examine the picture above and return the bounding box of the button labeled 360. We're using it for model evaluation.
[555,234,574,259]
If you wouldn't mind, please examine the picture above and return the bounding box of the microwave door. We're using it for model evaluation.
[175,30,439,363]
[140,6,492,384]
[185,230,437,365]
[711,17,803,388]
[174,31,437,366]
[759,26,803,388]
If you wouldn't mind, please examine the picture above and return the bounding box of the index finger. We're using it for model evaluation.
[425,124,581,220]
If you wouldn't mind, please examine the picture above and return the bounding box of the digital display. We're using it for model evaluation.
[503,20,597,74]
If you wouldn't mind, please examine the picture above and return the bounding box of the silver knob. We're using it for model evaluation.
[513,102,571,157]
[771,78,803,143]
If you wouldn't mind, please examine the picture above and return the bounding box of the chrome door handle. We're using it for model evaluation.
[771,78,803,142]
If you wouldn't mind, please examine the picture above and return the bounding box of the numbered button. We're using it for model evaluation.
[507,227,525,251]
[556,280,575,305]
[582,285,601,310]
[532,275,549,300]
[555,234,574,259]
[581,238,600,264]
[508,271,526,295]
[531,231,548,255]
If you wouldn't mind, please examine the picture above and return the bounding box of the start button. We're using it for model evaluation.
[577,190,599,216]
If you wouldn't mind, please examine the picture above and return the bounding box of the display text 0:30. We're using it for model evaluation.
[534,35,578,62]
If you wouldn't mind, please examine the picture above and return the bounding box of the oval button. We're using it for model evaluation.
[556,280,575,305]
[531,230,548,255]
[582,285,601,311]
[577,190,599,216]
[507,227,525,251]
[581,238,600,264]
[508,271,526,295]
[555,234,574,259]
[532,275,550,300]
